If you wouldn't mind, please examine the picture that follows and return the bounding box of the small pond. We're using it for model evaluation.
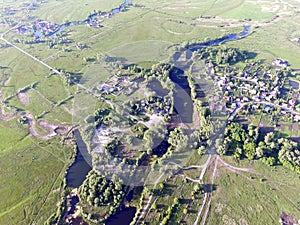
[65,130,92,188]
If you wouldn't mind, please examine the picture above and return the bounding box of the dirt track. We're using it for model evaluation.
[27,113,72,139]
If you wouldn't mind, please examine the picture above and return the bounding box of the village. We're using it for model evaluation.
[16,15,104,40]
[97,74,132,96]
[202,58,300,122]
[13,0,130,40]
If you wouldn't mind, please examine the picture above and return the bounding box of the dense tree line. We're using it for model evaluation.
[195,46,248,65]
[160,197,179,225]
[196,101,213,141]
[220,122,300,173]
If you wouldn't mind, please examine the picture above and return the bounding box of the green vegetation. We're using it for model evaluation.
[78,170,124,223]
[221,122,300,174]
[0,126,73,225]
[1,0,300,224]
[206,165,300,225]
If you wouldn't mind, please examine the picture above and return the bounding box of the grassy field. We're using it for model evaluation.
[205,157,300,225]
[144,175,204,225]
[0,119,28,152]
[8,89,53,116]
[35,75,70,103]
[0,50,49,99]
[227,13,300,67]
[0,0,300,224]
[0,118,73,225]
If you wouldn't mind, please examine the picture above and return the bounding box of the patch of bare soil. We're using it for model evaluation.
[0,113,16,121]
[27,113,72,139]
[0,79,16,121]
[3,77,10,86]
[38,120,73,138]
[18,92,30,106]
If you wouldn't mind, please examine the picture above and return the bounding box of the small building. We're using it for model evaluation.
[264,105,272,112]
[294,115,300,122]
[279,212,296,225]
[272,58,289,68]
[289,99,296,108]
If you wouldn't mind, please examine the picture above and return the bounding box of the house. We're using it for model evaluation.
[264,105,272,113]
[245,84,251,89]
[265,95,272,101]
[249,89,257,95]
[242,97,249,102]
[291,37,300,44]
[272,58,289,68]
[289,99,296,108]
[294,115,300,122]
[258,81,265,87]
[279,212,296,225]
[253,96,260,102]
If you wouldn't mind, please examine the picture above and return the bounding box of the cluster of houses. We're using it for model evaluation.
[17,16,103,40]
[214,60,300,122]
[16,25,31,35]
[279,212,300,225]
[217,72,280,104]
[135,97,172,115]
[98,75,131,96]
[32,20,60,38]
[87,18,103,28]
[3,7,17,16]
[209,94,231,115]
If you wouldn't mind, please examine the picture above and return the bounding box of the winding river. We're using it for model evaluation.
[33,0,132,39]
[189,25,250,51]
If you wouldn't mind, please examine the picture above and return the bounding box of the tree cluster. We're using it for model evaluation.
[195,46,247,65]
[221,122,300,173]
[78,170,124,221]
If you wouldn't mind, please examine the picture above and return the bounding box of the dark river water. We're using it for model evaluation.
[106,207,136,225]
[189,25,250,51]
[65,130,92,188]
